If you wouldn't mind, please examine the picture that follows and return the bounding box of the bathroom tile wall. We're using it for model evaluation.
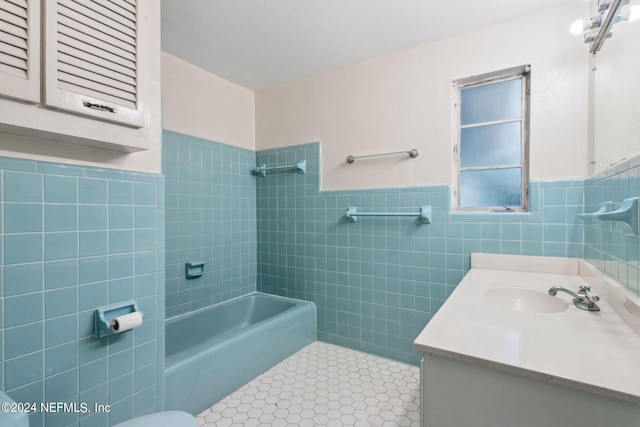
[256,142,584,364]
[163,131,257,318]
[0,157,165,427]
[584,154,640,294]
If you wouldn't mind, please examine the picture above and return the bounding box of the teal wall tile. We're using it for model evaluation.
[5,351,43,389]
[5,293,43,326]
[109,230,134,254]
[109,206,134,229]
[163,130,257,318]
[4,171,42,202]
[108,181,134,205]
[79,257,109,284]
[110,373,133,402]
[44,260,78,289]
[44,175,78,203]
[45,287,78,318]
[79,231,108,257]
[5,323,43,358]
[79,282,108,311]
[44,204,77,232]
[45,315,78,347]
[4,233,43,264]
[79,178,108,204]
[45,368,78,401]
[5,263,43,295]
[109,254,134,279]
[45,232,78,260]
[0,156,162,426]
[80,205,108,230]
[45,341,78,376]
[5,203,42,232]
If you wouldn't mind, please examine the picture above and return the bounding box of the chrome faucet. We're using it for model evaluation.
[548,283,600,312]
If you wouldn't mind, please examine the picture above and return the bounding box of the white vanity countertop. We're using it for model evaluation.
[413,253,640,404]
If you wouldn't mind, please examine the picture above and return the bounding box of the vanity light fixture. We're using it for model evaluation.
[570,0,636,53]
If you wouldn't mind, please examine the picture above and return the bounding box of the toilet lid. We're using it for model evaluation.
[112,410,196,427]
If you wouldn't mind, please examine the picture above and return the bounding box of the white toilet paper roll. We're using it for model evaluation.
[112,312,143,332]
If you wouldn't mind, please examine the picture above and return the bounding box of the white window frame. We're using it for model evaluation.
[452,65,530,212]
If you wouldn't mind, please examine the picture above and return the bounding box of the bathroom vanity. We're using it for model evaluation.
[414,254,640,427]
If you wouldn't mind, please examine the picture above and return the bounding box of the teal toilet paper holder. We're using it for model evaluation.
[95,300,142,339]
[186,261,206,279]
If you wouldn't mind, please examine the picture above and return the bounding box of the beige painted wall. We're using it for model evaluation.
[256,1,591,191]
[161,52,256,150]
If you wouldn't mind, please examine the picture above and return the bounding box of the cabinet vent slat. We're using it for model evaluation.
[0,50,25,76]
[58,34,135,73]
[0,59,25,78]
[59,49,135,82]
[0,28,27,50]
[54,0,138,109]
[58,18,136,61]
[0,39,26,61]
[1,0,27,20]
[0,0,28,80]
[58,70,136,103]
[60,0,135,42]
[0,15,27,40]
[79,0,136,29]
[58,59,136,93]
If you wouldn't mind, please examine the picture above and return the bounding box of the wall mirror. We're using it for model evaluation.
[590,4,640,174]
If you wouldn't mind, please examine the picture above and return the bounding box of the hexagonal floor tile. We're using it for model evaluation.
[195,341,420,426]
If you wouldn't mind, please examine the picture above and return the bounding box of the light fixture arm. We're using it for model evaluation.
[590,0,625,53]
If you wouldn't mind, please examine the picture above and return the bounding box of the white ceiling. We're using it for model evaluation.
[161,0,575,91]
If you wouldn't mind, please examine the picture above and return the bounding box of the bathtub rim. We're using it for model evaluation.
[165,291,312,323]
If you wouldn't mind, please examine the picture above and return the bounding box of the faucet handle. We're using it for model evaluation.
[579,283,600,302]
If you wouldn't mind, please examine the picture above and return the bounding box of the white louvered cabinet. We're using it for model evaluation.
[0,0,159,153]
[43,0,144,127]
[0,0,40,103]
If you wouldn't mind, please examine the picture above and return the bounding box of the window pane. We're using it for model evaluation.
[461,79,522,125]
[460,122,521,168]
[459,168,522,208]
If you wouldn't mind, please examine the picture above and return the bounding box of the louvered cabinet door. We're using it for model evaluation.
[0,0,40,103]
[43,0,144,128]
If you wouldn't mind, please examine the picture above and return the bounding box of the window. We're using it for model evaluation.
[453,65,530,212]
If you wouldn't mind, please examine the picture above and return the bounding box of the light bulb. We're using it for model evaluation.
[570,19,585,35]
[630,5,640,22]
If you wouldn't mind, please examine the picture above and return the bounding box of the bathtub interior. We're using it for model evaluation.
[165,293,296,358]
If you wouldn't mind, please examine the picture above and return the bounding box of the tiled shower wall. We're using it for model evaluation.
[584,154,640,294]
[163,131,257,318]
[0,157,165,427]
[256,142,584,364]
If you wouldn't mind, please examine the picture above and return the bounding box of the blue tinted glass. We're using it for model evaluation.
[461,79,522,125]
[460,168,522,208]
[460,122,521,168]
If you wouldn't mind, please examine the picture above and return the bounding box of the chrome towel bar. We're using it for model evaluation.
[254,160,306,177]
[346,149,418,164]
[345,206,431,224]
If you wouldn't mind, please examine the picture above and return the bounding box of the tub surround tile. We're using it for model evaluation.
[163,130,257,318]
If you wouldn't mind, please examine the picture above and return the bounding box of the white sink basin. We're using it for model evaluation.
[484,288,569,313]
